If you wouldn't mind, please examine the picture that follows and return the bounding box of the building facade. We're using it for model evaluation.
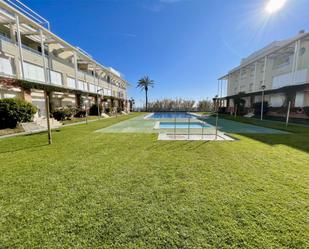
[0,0,130,117]
[216,31,309,119]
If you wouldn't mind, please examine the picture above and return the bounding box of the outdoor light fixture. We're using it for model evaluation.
[265,0,287,14]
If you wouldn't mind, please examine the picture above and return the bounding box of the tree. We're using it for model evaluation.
[137,76,154,111]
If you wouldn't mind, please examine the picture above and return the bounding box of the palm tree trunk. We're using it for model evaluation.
[145,89,148,111]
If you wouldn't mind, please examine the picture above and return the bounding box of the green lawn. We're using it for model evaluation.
[0,113,308,248]
[61,115,100,125]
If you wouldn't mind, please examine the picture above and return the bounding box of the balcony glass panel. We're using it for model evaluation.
[50,70,62,86]
[0,56,14,76]
[67,77,76,88]
[23,62,44,82]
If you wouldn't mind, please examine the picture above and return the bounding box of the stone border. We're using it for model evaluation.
[158,133,234,141]
[143,113,154,119]
[153,121,160,130]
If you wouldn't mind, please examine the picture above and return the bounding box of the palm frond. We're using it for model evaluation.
[137,76,155,90]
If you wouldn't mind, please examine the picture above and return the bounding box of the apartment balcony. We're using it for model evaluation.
[0,35,126,98]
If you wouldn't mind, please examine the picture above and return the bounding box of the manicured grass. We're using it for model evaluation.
[0,125,24,136]
[219,114,309,133]
[61,115,100,125]
[0,113,308,248]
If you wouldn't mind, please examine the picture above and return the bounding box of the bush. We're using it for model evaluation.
[218,107,227,114]
[304,107,309,117]
[253,101,269,116]
[89,104,102,116]
[0,98,37,129]
[105,107,110,114]
[74,108,86,118]
[52,107,75,121]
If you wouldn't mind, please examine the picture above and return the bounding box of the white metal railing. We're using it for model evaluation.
[4,0,50,30]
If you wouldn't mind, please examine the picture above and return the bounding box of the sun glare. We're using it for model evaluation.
[265,0,287,13]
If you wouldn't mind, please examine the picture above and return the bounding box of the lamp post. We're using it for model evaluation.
[260,85,266,120]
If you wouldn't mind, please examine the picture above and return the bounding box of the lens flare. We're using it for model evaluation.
[265,0,287,13]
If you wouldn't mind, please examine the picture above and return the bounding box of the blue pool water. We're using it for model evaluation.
[160,122,210,129]
[148,112,197,119]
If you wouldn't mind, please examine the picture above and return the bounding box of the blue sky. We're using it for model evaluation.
[24,0,309,106]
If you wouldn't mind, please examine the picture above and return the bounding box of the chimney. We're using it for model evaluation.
[299,30,305,34]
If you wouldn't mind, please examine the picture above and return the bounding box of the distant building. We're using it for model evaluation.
[215,31,309,119]
[0,0,130,117]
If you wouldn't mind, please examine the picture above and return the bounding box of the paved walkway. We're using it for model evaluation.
[96,113,289,135]
[204,116,289,134]
[96,115,157,133]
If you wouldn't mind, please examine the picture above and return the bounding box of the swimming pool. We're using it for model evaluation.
[160,122,210,129]
[146,112,197,119]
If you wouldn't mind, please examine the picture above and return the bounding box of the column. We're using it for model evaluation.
[9,23,16,43]
[253,61,257,91]
[238,69,242,93]
[93,63,96,88]
[73,51,78,89]
[40,30,48,84]
[262,56,267,87]
[15,14,24,79]
[291,40,300,85]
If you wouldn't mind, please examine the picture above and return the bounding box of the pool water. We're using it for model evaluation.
[148,112,197,119]
[160,122,210,129]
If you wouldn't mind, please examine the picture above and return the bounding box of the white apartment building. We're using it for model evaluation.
[0,0,130,116]
[216,31,309,119]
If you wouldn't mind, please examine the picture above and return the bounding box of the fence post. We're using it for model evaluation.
[215,112,218,140]
[174,111,176,139]
[188,117,191,139]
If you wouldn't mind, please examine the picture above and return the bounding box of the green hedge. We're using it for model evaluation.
[51,106,75,121]
[0,98,37,129]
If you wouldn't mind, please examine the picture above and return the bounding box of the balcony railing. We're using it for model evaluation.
[0,35,126,98]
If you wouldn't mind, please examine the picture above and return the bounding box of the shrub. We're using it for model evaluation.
[234,92,246,115]
[0,98,37,129]
[105,107,110,114]
[52,107,75,121]
[89,104,102,116]
[304,107,309,117]
[253,101,269,116]
[74,108,86,118]
[218,107,227,114]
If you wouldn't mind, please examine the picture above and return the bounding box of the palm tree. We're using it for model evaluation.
[137,76,154,111]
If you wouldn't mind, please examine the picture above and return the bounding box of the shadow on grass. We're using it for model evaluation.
[202,115,309,154]
[237,133,309,154]
[148,140,210,151]
[0,133,49,154]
